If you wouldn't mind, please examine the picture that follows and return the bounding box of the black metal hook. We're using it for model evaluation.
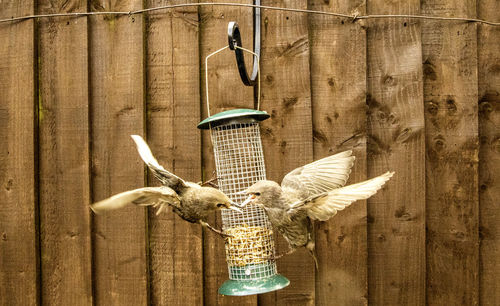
[227,0,261,86]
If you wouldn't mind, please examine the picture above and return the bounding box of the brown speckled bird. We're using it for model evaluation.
[240,150,394,268]
[91,135,241,237]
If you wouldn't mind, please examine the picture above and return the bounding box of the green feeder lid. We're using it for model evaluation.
[197,108,270,130]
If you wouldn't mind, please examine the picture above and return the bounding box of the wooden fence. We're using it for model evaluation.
[0,0,498,305]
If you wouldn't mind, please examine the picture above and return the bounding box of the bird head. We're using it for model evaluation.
[200,187,242,213]
[240,180,282,208]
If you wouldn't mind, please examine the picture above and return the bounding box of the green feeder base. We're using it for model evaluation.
[218,274,290,296]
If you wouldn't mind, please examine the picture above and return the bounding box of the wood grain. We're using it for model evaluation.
[0,1,38,305]
[146,0,203,305]
[366,1,426,305]
[37,1,92,304]
[90,1,148,305]
[3,2,500,305]
[308,1,368,305]
[199,1,256,305]
[421,1,479,305]
[258,0,314,304]
[478,1,500,305]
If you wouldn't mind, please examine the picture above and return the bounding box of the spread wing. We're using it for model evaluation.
[91,186,180,216]
[131,135,187,192]
[289,172,394,221]
[281,150,355,199]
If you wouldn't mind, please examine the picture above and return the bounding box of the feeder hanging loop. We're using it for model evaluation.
[204,43,261,118]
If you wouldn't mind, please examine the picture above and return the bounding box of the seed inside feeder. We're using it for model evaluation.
[225,224,274,267]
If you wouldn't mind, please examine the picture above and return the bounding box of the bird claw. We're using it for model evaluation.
[220,232,234,239]
[266,248,295,261]
[266,254,283,261]
[200,171,219,187]
[266,255,276,261]
[200,221,233,238]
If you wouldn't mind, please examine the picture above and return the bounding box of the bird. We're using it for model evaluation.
[239,150,394,268]
[90,135,242,237]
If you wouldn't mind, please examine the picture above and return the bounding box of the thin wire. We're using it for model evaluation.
[1,2,499,26]
[233,46,261,111]
[205,45,229,118]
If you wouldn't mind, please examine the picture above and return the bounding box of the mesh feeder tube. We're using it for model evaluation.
[198,109,289,295]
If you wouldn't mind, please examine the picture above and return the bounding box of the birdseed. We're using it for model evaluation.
[225,224,273,267]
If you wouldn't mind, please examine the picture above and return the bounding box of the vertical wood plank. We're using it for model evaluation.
[89,1,148,305]
[0,1,38,305]
[478,2,500,305]
[199,2,256,305]
[308,1,368,305]
[145,1,203,305]
[259,0,314,304]
[421,1,479,305]
[366,1,426,305]
[37,1,92,305]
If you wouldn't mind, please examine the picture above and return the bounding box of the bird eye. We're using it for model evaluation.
[254,192,261,196]
[216,203,225,208]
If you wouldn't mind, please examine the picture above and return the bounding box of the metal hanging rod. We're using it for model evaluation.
[227,0,261,86]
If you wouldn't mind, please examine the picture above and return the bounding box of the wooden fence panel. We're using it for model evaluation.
[199,1,256,306]
[2,2,500,305]
[145,0,203,304]
[89,1,148,305]
[366,1,426,305]
[37,1,92,304]
[421,1,479,305]
[0,1,38,305]
[478,1,500,305]
[259,0,315,305]
[308,0,368,305]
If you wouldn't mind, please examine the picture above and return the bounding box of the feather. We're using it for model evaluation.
[281,150,356,199]
[90,186,180,215]
[131,135,187,191]
[290,172,394,221]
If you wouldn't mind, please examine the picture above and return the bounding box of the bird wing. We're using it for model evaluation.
[281,150,355,199]
[289,172,394,221]
[131,135,187,191]
[91,186,180,216]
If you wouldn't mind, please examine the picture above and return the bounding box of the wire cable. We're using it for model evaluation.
[0,2,499,26]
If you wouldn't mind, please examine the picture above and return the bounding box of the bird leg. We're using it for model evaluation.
[268,247,297,261]
[306,241,319,270]
[198,171,219,188]
[199,220,232,238]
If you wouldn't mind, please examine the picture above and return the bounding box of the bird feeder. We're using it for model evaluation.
[198,42,289,296]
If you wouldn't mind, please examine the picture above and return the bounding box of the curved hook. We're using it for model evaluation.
[227,0,261,86]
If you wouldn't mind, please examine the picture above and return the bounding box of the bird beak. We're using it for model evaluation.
[240,194,256,207]
[228,205,243,213]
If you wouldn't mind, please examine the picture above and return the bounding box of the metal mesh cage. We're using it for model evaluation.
[211,121,278,281]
